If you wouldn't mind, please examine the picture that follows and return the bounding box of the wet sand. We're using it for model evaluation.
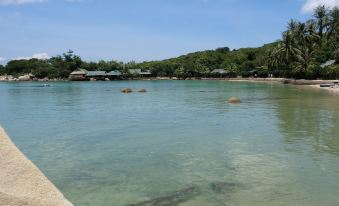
[0,127,73,206]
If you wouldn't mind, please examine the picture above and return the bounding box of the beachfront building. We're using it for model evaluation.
[128,69,152,77]
[69,69,123,81]
[86,71,107,81]
[107,70,122,80]
[69,69,88,81]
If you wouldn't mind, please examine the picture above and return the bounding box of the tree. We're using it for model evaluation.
[328,7,339,41]
[276,30,297,69]
[49,50,82,78]
[293,43,316,78]
[5,59,50,76]
[0,65,5,75]
[314,5,330,44]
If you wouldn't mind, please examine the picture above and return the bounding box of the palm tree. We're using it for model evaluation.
[305,20,319,43]
[327,7,339,41]
[294,43,316,76]
[314,5,330,44]
[266,48,280,69]
[333,45,339,63]
[276,30,297,68]
[287,19,299,34]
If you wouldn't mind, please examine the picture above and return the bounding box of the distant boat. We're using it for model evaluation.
[37,84,51,87]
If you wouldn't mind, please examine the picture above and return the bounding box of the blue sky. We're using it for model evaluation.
[0,0,338,63]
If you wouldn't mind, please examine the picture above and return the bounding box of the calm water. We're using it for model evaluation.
[1,81,339,206]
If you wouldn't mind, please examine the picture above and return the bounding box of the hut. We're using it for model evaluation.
[86,71,107,81]
[106,70,122,80]
[128,69,152,77]
[69,69,87,81]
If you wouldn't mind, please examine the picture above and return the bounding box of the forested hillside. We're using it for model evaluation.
[1,6,338,80]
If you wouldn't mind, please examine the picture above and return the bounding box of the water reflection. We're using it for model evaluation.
[275,88,339,156]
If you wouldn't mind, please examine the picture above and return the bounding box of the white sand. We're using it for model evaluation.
[0,127,73,206]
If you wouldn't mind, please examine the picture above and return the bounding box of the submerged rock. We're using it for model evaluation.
[210,182,237,194]
[121,88,133,93]
[138,89,147,93]
[127,186,200,206]
[227,97,241,104]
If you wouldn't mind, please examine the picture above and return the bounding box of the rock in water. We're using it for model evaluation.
[227,97,241,104]
[127,186,200,206]
[138,89,147,93]
[121,88,133,93]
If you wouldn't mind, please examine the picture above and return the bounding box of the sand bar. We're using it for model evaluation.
[0,127,73,206]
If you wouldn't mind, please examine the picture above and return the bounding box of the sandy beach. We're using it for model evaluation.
[0,127,73,206]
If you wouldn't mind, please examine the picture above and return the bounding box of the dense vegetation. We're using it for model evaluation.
[0,6,338,80]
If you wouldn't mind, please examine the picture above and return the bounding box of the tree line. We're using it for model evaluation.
[0,6,338,80]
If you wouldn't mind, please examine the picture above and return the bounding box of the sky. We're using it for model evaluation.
[0,0,338,63]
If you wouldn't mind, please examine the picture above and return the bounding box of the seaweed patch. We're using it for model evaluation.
[126,186,200,206]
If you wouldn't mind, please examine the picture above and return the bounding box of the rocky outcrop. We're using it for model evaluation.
[18,74,32,81]
[0,75,16,81]
[0,127,73,206]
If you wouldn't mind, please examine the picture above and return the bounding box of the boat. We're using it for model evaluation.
[320,84,332,88]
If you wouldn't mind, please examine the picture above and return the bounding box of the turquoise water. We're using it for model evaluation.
[1,81,339,206]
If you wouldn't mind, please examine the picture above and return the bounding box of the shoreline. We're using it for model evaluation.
[0,76,337,84]
[2,76,339,93]
[0,127,73,206]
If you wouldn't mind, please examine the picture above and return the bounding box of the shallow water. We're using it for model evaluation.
[1,81,339,206]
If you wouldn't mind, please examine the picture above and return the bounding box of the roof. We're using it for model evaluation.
[106,70,122,76]
[128,69,142,74]
[211,69,228,74]
[321,60,336,68]
[129,69,151,75]
[70,71,87,75]
[70,69,88,75]
[140,71,152,75]
[86,71,106,77]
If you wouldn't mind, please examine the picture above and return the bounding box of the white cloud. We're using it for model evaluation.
[302,0,339,14]
[13,53,50,60]
[0,0,47,6]
[0,57,5,62]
